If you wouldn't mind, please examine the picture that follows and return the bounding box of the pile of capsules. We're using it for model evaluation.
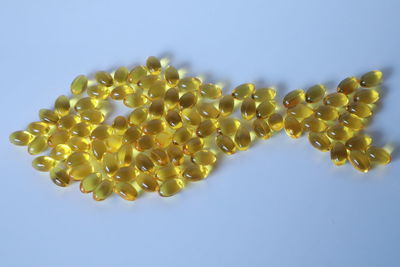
[9,56,392,201]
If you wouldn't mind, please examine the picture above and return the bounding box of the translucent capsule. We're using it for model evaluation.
[136,173,159,192]
[360,70,383,88]
[124,92,148,108]
[176,77,200,92]
[117,143,134,166]
[164,88,180,109]
[135,153,154,172]
[183,137,204,155]
[123,126,142,144]
[114,66,129,84]
[253,118,272,139]
[326,124,352,141]
[232,83,255,100]
[80,173,102,193]
[105,135,123,153]
[48,129,69,147]
[165,109,183,129]
[110,85,134,100]
[143,119,165,135]
[164,66,180,86]
[57,114,80,130]
[148,80,167,100]
[191,150,216,165]
[50,167,71,187]
[128,65,148,84]
[9,131,33,146]
[39,109,59,124]
[252,88,276,102]
[28,136,48,155]
[366,146,391,165]
[216,134,236,155]
[345,135,372,151]
[346,102,372,118]
[183,164,208,181]
[50,144,72,160]
[32,156,55,172]
[90,125,111,140]
[305,84,326,103]
[71,75,88,95]
[114,182,137,201]
[93,179,114,201]
[95,71,114,87]
[54,95,70,117]
[113,166,136,182]
[199,83,222,99]
[353,89,379,104]
[112,116,128,135]
[181,109,202,126]
[172,127,192,145]
[146,56,162,74]
[241,97,256,120]
[337,77,359,95]
[339,112,364,130]
[28,122,50,136]
[179,91,197,109]
[103,152,119,175]
[136,135,154,151]
[81,109,105,124]
[323,92,349,107]
[155,164,180,181]
[69,163,94,181]
[302,117,327,132]
[138,75,159,90]
[154,131,172,149]
[196,119,216,138]
[308,132,331,152]
[217,117,240,136]
[150,148,169,166]
[284,116,302,138]
[128,108,148,125]
[218,95,235,116]
[314,105,339,121]
[235,126,251,150]
[287,103,313,120]
[197,102,220,119]
[256,101,276,119]
[74,97,98,113]
[267,113,284,132]
[66,151,90,168]
[91,139,107,160]
[330,142,348,166]
[167,145,185,165]
[87,85,110,100]
[349,150,371,173]
[283,89,305,108]
[159,178,185,197]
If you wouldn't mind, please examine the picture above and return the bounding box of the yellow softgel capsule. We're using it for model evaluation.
[128,65,148,84]
[164,66,180,86]
[353,89,379,104]
[197,102,220,119]
[181,109,202,126]
[345,135,372,151]
[267,113,284,132]
[326,124,353,141]
[67,136,90,151]
[314,105,339,121]
[147,80,167,100]
[179,91,198,109]
[330,142,348,166]
[346,102,372,118]
[284,115,302,138]
[103,152,119,175]
[50,144,72,160]
[54,95,70,117]
[252,88,276,102]
[164,88,180,109]
[349,150,371,173]
[199,83,222,99]
[366,146,391,165]
[117,143,134,166]
[113,166,136,182]
[149,98,166,119]
[81,109,105,124]
[323,92,349,107]
[143,119,165,135]
[360,70,383,88]
[95,71,114,87]
[241,97,256,120]
[87,85,110,100]
[256,100,276,119]
[234,125,251,151]
[159,178,185,197]
[150,148,169,166]
[124,92,148,108]
[93,179,114,201]
[165,109,183,129]
[177,77,201,92]
[155,131,172,149]
[39,109,59,124]
[70,75,88,95]
[308,132,331,152]
[28,135,48,155]
[192,150,216,165]
[155,164,180,181]
[338,112,364,130]
[114,182,138,201]
[123,126,142,144]
[183,137,204,155]
[305,84,326,103]
[253,118,271,139]
[302,116,327,133]
[48,129,70,147]
[167,145,184,166]
[219,95,235,116]
[68,163,94,181]
[50,167,71,187]
[66,151,90,168]
[183,164,208,182]
[337,77,359,95]
[136,173,159,192]
[80,173,102,193]
[114,66,129,84]
[196,119,216,138]
[135,153,154,172]
[146,56,162,74]
[90,125,112,140]
[110,85,134,100]
[217,117,240,136]
[215,134,236,155]
[57,114,80,130]
[112,116,128,135]
[74,97,98,113]
[172,127,192,145]
[128,108,148,125]
[136,135,155,151]
[286,103,313,120]
[232,83,255,100]
[9,131,33,146]
[283,89,305,108]
[138,75,159,90]
[28,122,50,136]
[32,156,56,172]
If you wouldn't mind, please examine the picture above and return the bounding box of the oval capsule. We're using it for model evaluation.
[39,109,59,124]
[147,80,167,100]
[337,77,359,95]
[217,117,240,136]
[114,182,138,201]
[149,99,165,118]
[113,166,136,182]
[71,122,92,137]
[181,109,202,126]
[241,97,256,120]
[191,150,217,165]
[165,109,183,129]
[164,66,180,86]
[50,144,72,160]
[48,129,70,147]
[267,113,284,132]
[314,105,339,121]
[103,152,119,175]
[349,150,371,173]
[283,89,305,108]
[66,152,90,168]
[346,102,372,118]
[68,163,94,181]
[128,108,148,126]
[87,85,110,99]
[167,145,185,166]
[80,173,103,193]
[28,122,50,136]
[143,119,165,135]
[287,103,313,120]
[159,178,185,197]
[252,88,276,102]
[284,115,302,138]
[146,56,162,74]
[172,127,193,145]
[177,77,201,92]
[70,75,88,95]
[32,156,55,172]
[179,91,197,109]
[117,143,135,166]
[93,179,114,201]
[110,85,134,100]
[256,101,276,119]
[308,132,331,152]
[360,70,383,88]
[9,131,33,146]
[155,164,180,181]
[232,83,255,100]
[91,139,107,160]
[323,93,349,107]
[199,83,222,99]
[197,102,220,119]
[183,137,204,155]
[345,135,372,151]
[136,173,159,192]
[234,126,251,150]
[305,84,326,103]
[196,119,216,138]
[135,153,154,172]
[353,89,379,104]
[366,146,391,165]
[114,66,129,84]
[128,65,148,84]
[219,95,235,116]
[80,109,105,124]
[54,95,70,117]
[28,135,48,155]
[164,87,180,109]
[124,92,148,108]
[302,117,327,132]
[74,97,98,113]
[50,168,72,187]
[338,112,364,130]
[150,148,169,166]
[136,135,155,151]
[216,134,236,155]
[326,124,352,141]
[252,118,271,139]
[330,142,348,166]
[183,164,208,182]
[95,71,113,87]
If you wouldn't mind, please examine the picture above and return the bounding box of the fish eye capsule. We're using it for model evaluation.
[113,166,136,182]
[54,95,70,117]
[80,173,102,193]
[348,150,371,173]
[217,117,240,136]
[155,164,180,181]
[179,91,198,109]
[216,134,236,155]
[337,77,359,95]
[9,131,34,146]
[305,84,326,103]
[218,95,235,117]
[302,116,327,133]
[314,105,339,121]
[104,135,123,153]
[117,143,135,166]
[149,99,166,118]
[232,83,255,100]
[128,65,148,84]
[191,150,217,165]
[57,114,80,130]
[70,75,88,95]
[197,102,220,119]
[68,163,94,181]
[284,115,302,138]
[114,182,138,201]
[147,80,167,100]
[135,153,154,172]
[74,97,98,113]
[346,102,372,118]
[103,152,119,175]
[95,71,114,87]
[286,103,313,120]
[87,85,110,100]
[123,126,142,144]
[158,178,185,197]
[146,56,162,74]
[164,87,180,109]
[199,83,222,99]
[267,113,284,132]
[323,92,349,107]
[353,89,379,104]
[143,119,165,135]
[91,139,107,160]
[183,164,208,182]
[136,173,159,192]
[128,108,148,126]
[345,134,372,151]
[308,132,331,152]
[110,85,134,100]
[253,118,272,139]
[241,97,256,120]
[252,87,276,102]
[28,135,48,155]
[48,129,70,147]
[81,109,105,124]
[338,112,364,130]
[67,136,90,151]
[138,75,159,90]
[330,142,348,166]
[28,122,50,136]
[112,116,128,135]
[93,179,114,201]
[234,125,251,150]
[256,100,276,119]
[165,109,183,129]
[136,135,155,151]
[181,109,202,126]
[326,124,353,141]
[283,89,305,108]
[32,156,56,172]
[177,77,201,92]
[183,137,204,155]
[366,146,391,165]
[50,144,72,160]
[114,66,129,84]
[360,70,383,88]
[90,125,112,140]
[39,109,59,124]
[196,119,216,138]
[164,66,180,86]
[167,145,185,166]
[150,148,169,166]
[50,167,72,187]
[172,127,193,145]
[124,92,148,108]
[66,151,90,168]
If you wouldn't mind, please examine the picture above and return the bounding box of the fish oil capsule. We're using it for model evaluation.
[81,109,105,124]
[314,105,339,121]
[353,89,379,104]
[154,132,173,149]
[138,75,159,90]
[284,115,302,138]
[360,70,383,88]
[124,92,148,108]
[117,143,134,166]
[172,127,192,145]
[330,142,348,166]
[283,89,305,108]
[80,173,102,193]
[123,126,142,143]
[67,136,90,151]
[50,167,71,187]
[253,118,272,139]
[27,122,50,136]
[128,108,148,125]
[183,137,204,155]
[74,97,98,113]
[50,144,72,160]
[326,124,352,141]
[128,65,148,84]
[164,87,180,109]
[91,139,107,160]
[339,112,364,130]
[165,109,183,129]
[39,109,59,124]
[135,153,154,172]
[136,135,155,151]
[349,150,371,173]
[105,135,123,153]
[323,92,349,107]
[66,151,90,168]
[111,85,134,100]
[159,178,185,197]
[241,97,256,120]
[136,173,159,192]
[9,131,33,146]
[218,95,235,116]
[164,66,180,86]
[155,164,180,181]
[167,145,185,165]
[177,77,201,92]
[93,179,114,201]
[87,85,110,100]
[235,125,251,150]
[91,125,112,140]
[57,114,80,130]
[114,66,129,84]
[32,156,55,172]
[305,84,326,103]
[267,113,284,132]
[256,100,276,119]
[146,56,162,74]
[232,83,255,100]
[69,163,94,181]
[287,103,314,120]
[147,80,167,100]
[48,129,69,147]
[112,116,128,135]
[113,166,136,182]
[181,109,202,126]
[345,135,372,151]
[366,146,391,165]
[346,102,372,118]
[252,88,276,102]
[150,148,169,166]
[28,136,48,155]
[103,152,119,175]
[196,119,216,138]
[143,119,165,135]
[70,75,88,95]
[179,91,197,109]
[197,102,220,119]
[183,164,208,181]
[217,117,240,136]
[199,83,222,99]
[308,132,331,152]
[54,95,70,117]
[302,116,327,132]
[216,134,236,155]
[337,77,359,95]
[192,150,216,165]
[95,71,114,87]
[114,182,138,201]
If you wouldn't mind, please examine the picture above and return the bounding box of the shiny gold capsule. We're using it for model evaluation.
[50,167,71,187]
[123,126,142,144]
[69,163,94,181]
[301,116,327,132]
[110,85,134,100]
[91,139,107,160]
[183,164,208,182]
[54,95,70,117]
[57,114,80,130]
[177,77,201,92]
[28,122,50,136]
[155,132,172,148]
[179,91,197,109]
[149,99,165,118]
[135,153,154,172]
[326,124,352,141]
[114,182,137,201]
[283,89,305,108]
[104,135,123,153]
[353,89,379,104]
[164,87,180,109]
[167,145,184,165]
[345,135,372,151]
[252,88,276,102]
[124,92,148,108]
[50,144,72,160]
[103,152,119,175]
[349,150,371,173]
[346,102,372,118]
[216,134,236,155]
[360,70,383,88]
[191,150,216,165]
[70,75,88,95]
[323,92,349,107]
[235,125,251,150]
[267,113,284,132]
[81,109,105,124]
[148,80,167,100]
[165,66,179,86]
[93,179,114,201]
[80,173,102,193]
[314,105,339,121]
[66,151,90,168]
[337,77,359,95]
[241,97,256,120]
[256,100,276,119]
[128,65,148,84]
[165,109,183,129]
[136,135,154,151]
[39,109,59,124]
[112,116,128,135]
[196,119,216,138]
[183,137,204,155]
[150,148,169,166]
[28,136,48,155]
[74,97,98,113]
[284,115,302,138]
[199,83,222,99]
[87,85,110,100]
[197,102,220,119]
[253,118,271,139]
[218,95,235,116]
[217,117,240,136]
[9,131,33,146]
[287,103,313,120]
[32,156,56,172]
[308,132,331,152]
[91,125,112,140]
[305,84,326,103]
[114,66,129,84]
[181,109,202,126]
[117,143,135,166]
[95,71,114,87]
[113,166,136,182]
[155,164,180,181]
[143,119,165,135]
[330,142,348,166]
[48,129,69,147]
[172,127,192,145]
[159,178,185,197]
[128,108,148,125]
[338,112,364,130]
[136,173,159,192]
[366,146,391,165]
[146,56,162,74]
[138,74,159,90]
[232,83,255,100]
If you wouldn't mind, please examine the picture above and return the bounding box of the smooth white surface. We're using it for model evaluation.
[0,0,399,266]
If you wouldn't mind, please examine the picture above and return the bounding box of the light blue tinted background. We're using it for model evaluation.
[0,0,399,266]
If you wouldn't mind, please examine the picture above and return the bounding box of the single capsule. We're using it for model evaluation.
[66,151,90,168]
[138,75,159,90]
[191,150,216,165]
[69,163,94,181]
[114,182,138,201]
[218,95,235,116]
[235,126,251,150]
[326,124,352,141]
[155,164,180,181]
[164,87,180,109]
[183,164,208,182]
[50,167,71,187]
[232,83,255,100]
[159,178,185,197]
[91,139,107,160]
[252,88,276,102]
[117,143,135,166]
[114,66,129,84]
[27,122,50,136]
[323,92,349,107]
[150,148,169,166]
[81,109,105,124]
[135,153,154,172]
[105,135,123,153]
[179,91,197,109]
[360,70,383,88]
[136,135,154,151]
[123,126,142,143]
[28,136,48,155]
[353,89,379,104]
[167,145,185,165]
[345,135,372,151]
[267,113,284,132]
[172,127,192,145]
[308,132,331,152]
[103,152,119,175]
[314,105,339,121]
[154,132,172,149]
[50,144,72,160]
[39,109,59,124]
[196,119,216,138]
[305,84,326,103]
[197,102,220,119]
[143,119,165,135]
[95,71,114,87]
[124,92,148,108]
[112,116,128,135]
[128,65,148,84]
[87,85,110,100]
[74,97,98,113]
[177,77,201,92]
[199,83,222,99]
[165,109,183,129]
[70,75,88,95]
[283,89,305,108]
[54,95,70,117]
[183,137,204,155]
[110,85,134,100]
[93,179,114,201]
[302,117,327,132]
[57,114,80,130]
[338,112,364,130]
[330,142,348,166]
[48,129,69,147]
[164,66,180,86]
[287,103,313,120]
[253,118,272,139]
[256,101,276,119]
[217,117,240,136]
[284,116,302,138]
[9,131,33,146]
[80,173,102,193]
[337,77,359,95]
[241,97,256,120]
[147,80,167,100]
[146,56,162,74]
[216,134,236,155]
[32,156,56,172]
[346,102,372,118]
[128,108,148,125]
[181,109,202,126]
[349,150,371,173]
[91,125,112,140]
[113,166,136,182]
[366,146,391,165]
[136,173,159,192]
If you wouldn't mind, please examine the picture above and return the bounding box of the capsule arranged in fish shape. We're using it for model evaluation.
[360,70,383,88]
